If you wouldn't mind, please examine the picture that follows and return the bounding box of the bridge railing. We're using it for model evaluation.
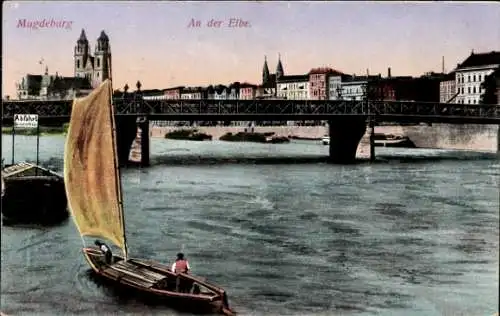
[2,98,499,119]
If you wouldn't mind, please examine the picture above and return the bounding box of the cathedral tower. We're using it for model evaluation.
[74,29,90,79]
[93,30,111,87]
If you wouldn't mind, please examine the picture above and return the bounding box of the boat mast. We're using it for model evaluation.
[107,77,129,261]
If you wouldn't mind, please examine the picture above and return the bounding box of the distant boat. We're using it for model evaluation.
[64,79,235,316]
[374,134,416,148]
[1,162,67,224]
[321,136,330,145]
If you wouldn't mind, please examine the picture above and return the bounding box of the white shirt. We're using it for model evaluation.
[171,261,190,273]
[100,244,109,253]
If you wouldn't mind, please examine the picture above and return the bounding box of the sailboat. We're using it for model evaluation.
[64,79,235,315]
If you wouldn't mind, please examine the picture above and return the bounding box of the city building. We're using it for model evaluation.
[74,29,112,88]
[439,72,457,103]
[276,75,309,100]
[328,72,351,100]
[455,51,500,104]
[142,89,166,100]
[213,85,228,99]
[228,82,240,99]
[341,75,381,101]
[180,87,205,99]
[239,83,258,99]
[163,86,184,99]
[308,67,339,100]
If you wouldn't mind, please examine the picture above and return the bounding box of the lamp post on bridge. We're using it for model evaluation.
[135,81,143,114]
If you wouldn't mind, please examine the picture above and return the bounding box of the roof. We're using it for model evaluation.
[308,67,344,75]
[51,76,92,90]
[181,87,205,93]
[98,30,109,42]
[240,82,258,88]
[19,75,43,90]
[342,75,382,83]
[441,72,456,81]
[78,29,88,43]
[163,86,185,91]
[456,51,500,70]
[277,75,309,83]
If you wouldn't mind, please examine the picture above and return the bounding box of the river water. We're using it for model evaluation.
[1,135,499,316]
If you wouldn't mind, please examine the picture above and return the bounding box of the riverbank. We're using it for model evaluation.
[2,124,69,136]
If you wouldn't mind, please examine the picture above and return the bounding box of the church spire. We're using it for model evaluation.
[276,53,284,79]
[78,29,88,43]
[262,55,270,85]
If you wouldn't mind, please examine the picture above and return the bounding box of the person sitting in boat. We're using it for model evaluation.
[171,252,190,292]
[94,240,112,264]
[171,252,190,274]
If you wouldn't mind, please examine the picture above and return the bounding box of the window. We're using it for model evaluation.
[77,60,80,68]
[97,58,100,67]
[468,87,471,94]
[473,86,476,93]
[473,75,476,82]
[478,74,482,81]
[468,75,471,82]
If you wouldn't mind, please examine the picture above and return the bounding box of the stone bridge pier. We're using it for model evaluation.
[115,116,150,167]
[328,117,368,163]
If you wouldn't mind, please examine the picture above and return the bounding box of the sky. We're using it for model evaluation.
[3,1,500,97]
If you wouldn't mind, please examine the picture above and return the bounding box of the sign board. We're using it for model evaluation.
[14,114,38,129]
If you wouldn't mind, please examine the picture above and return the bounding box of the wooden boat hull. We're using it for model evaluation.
[1,175,68,224]
[82,247,235,315]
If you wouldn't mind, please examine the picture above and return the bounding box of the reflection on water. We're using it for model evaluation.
[1,135,499,316]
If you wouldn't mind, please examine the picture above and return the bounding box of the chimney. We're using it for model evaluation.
[388,67,392,78]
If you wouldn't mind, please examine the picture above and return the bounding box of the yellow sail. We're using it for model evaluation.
[64,79,127,256]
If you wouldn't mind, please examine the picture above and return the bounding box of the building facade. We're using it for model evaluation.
[239,83,258,99]
[308,68,341,100]
[455,51,500,104]
[439,72,457,103]
[276,75,309,100]
[213,85,228,100]
[163,86,183,99]
[74,29,111,88]
[142,89,166,100]
[328,73,351,100]
[180,87,205,99]
[341,76,368,101]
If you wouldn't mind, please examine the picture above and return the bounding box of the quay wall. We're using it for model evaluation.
[376,124,499,152]
[150,124,500,153]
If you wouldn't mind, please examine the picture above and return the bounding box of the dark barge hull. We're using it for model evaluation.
[83,247,235,315]
[2,163,68,224]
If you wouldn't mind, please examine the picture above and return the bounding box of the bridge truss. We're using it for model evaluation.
[2,99,500,123]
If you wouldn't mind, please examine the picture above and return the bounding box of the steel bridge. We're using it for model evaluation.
[2,98,500,124]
